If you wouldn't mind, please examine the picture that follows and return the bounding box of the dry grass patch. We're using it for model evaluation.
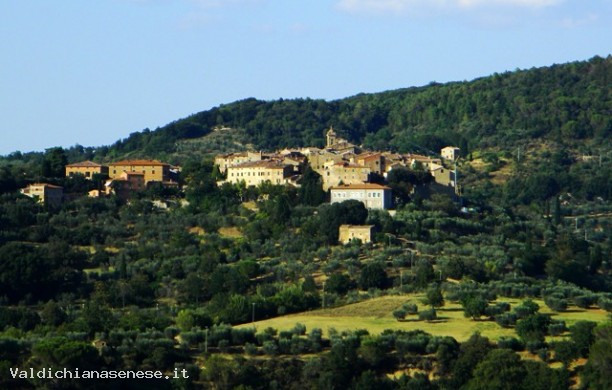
[189,226,206,236]
[218,226,243,238]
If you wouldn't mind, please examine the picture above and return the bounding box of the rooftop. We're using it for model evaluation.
[330,183,391,190]
[66,160,103,167]
[109,159,169,166]
[231,160,288,169]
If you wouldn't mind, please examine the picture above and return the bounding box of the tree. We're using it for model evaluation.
[40,300,66,327]
[515,314,551,345]
[461,295,488,320]
[41,147,67,178]
[450,332,493,388]
[32,337,100,369]
[414,259,434,289]
[299,164,326,206]
[326,273,353,295]
[581,322,612,390]
[358,262,388,290]
[570,320,597,357]
[423,285,444,309]
[466,349,526,390]
[393,308,407,321]
[553,340,578,367]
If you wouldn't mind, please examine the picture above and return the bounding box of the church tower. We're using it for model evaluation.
[326,127,337,148]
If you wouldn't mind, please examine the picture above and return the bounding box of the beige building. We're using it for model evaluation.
[330,183,392,210]
[354,152,385,175]
[409,155,442,171]
[339,225,374,244]
[214,152,264,174]
[322,162,371,190]
[108,160,171,184]
[105,172,145,200]
[430,164,455,187]
[20,183,63,207]
[226,160,294,186]
[65,161,108,179]
[308,150,345,173]
[441,146,461,161]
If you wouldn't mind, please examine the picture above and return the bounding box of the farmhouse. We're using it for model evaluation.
[107,159,172,185]
[65,160,108,179]
[20,183,63,207]
[338,225,375,244]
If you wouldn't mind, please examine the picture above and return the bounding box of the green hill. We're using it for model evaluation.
[105,55,611,159]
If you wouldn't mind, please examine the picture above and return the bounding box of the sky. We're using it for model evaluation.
[0,0,610,155]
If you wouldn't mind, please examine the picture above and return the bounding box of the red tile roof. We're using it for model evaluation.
[109,159,168,166]
[66,160,104,167]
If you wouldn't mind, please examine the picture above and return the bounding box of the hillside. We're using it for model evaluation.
[103,55,611,160]
[1,56,612,389]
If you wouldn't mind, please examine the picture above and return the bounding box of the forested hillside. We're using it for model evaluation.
[104,55,611,157]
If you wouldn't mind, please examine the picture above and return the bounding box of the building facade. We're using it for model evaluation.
[441,146,461,161]
[107,160,171,184]
[20,183,63,207]
[339,225,374,244]
[214,152,264,174]
[330,183,392,210]
[105,172,145,200]
[322,162,371,190]
[226,160,294,186]
[65,161,108,179]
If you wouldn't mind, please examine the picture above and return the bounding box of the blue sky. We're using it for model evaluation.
[1,0,610,155]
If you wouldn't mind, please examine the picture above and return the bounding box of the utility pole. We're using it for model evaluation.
[575,217,579,232]
[322,281,326,309]
[204,327,209,354]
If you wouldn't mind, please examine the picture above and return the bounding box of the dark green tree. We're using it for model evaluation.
[466,349,526,390]
[359,262,388,290]
[299,164,326,206]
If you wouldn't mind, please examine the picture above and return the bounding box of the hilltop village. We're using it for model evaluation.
[22,128,460,215]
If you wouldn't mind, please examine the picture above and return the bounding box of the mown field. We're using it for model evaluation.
[238,295,609,342]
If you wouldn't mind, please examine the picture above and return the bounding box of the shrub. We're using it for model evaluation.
[598,297,612,312]
[419,309,437,322]
[393,309,407,321]
[513,299,539,318]
[244,342,258,356]
[403,303,418,315]
[495,313,517,328]
[262,340,278,355]
[573,295,596,309]
[292,323,307,336]
[497,336,525,351]
[544,296,568,312]
[548,321,567,336]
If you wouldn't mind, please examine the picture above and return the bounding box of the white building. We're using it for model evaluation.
[441,146,460,161]
[330,183,392,210]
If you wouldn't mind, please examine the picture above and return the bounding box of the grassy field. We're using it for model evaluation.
[238,295,609,342]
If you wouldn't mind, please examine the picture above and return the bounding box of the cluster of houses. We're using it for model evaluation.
[215,127,460,211]
[20,128,460,243]
[20,159,180,205]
